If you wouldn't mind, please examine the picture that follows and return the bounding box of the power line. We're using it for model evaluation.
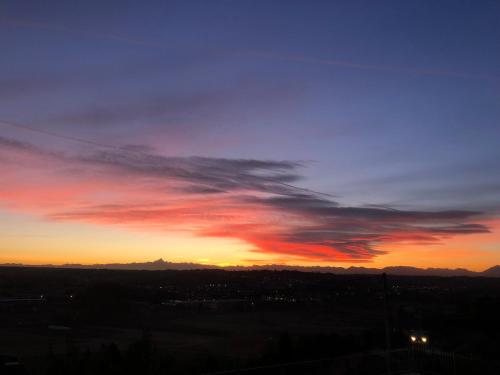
[0,119,335,198]
[202,349,408,374]
[0,119,118,150]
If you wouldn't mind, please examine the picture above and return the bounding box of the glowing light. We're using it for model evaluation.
[410,335,417,342]
[421,336,428,343]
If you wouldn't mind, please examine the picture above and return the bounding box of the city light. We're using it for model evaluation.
[408,332,429,345]
[409,333,429,344]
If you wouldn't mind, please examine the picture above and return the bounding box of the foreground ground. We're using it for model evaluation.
[1,267,499,374]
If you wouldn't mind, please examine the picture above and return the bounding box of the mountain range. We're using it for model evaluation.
[1,259,499,277]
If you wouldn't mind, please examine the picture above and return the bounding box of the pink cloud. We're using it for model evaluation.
[0,135,491,262]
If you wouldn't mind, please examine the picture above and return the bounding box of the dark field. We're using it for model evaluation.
[1,267,499,374]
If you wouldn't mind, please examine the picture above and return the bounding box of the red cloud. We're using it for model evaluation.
[0,136,490,262]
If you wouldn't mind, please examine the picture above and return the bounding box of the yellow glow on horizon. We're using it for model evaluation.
[0,209,265,266]
[1,209,499,270]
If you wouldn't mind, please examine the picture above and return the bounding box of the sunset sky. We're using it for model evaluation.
[1,1,499,270]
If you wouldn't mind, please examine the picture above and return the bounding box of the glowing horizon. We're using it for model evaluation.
[0,132,498,271]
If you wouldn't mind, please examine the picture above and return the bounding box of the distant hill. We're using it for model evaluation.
[482,265,500,277]
[59,258,215,271]
[1,258,498,277]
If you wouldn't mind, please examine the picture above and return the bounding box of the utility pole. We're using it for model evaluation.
[382,272,392,374]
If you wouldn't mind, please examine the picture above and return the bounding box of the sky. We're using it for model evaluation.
[0,0,499,270]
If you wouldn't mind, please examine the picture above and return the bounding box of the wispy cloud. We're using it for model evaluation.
[0,135,491,262]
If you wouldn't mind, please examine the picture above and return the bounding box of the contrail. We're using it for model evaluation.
[0,18,173,49]
[1,18,497,81]
[242,50,498,80]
